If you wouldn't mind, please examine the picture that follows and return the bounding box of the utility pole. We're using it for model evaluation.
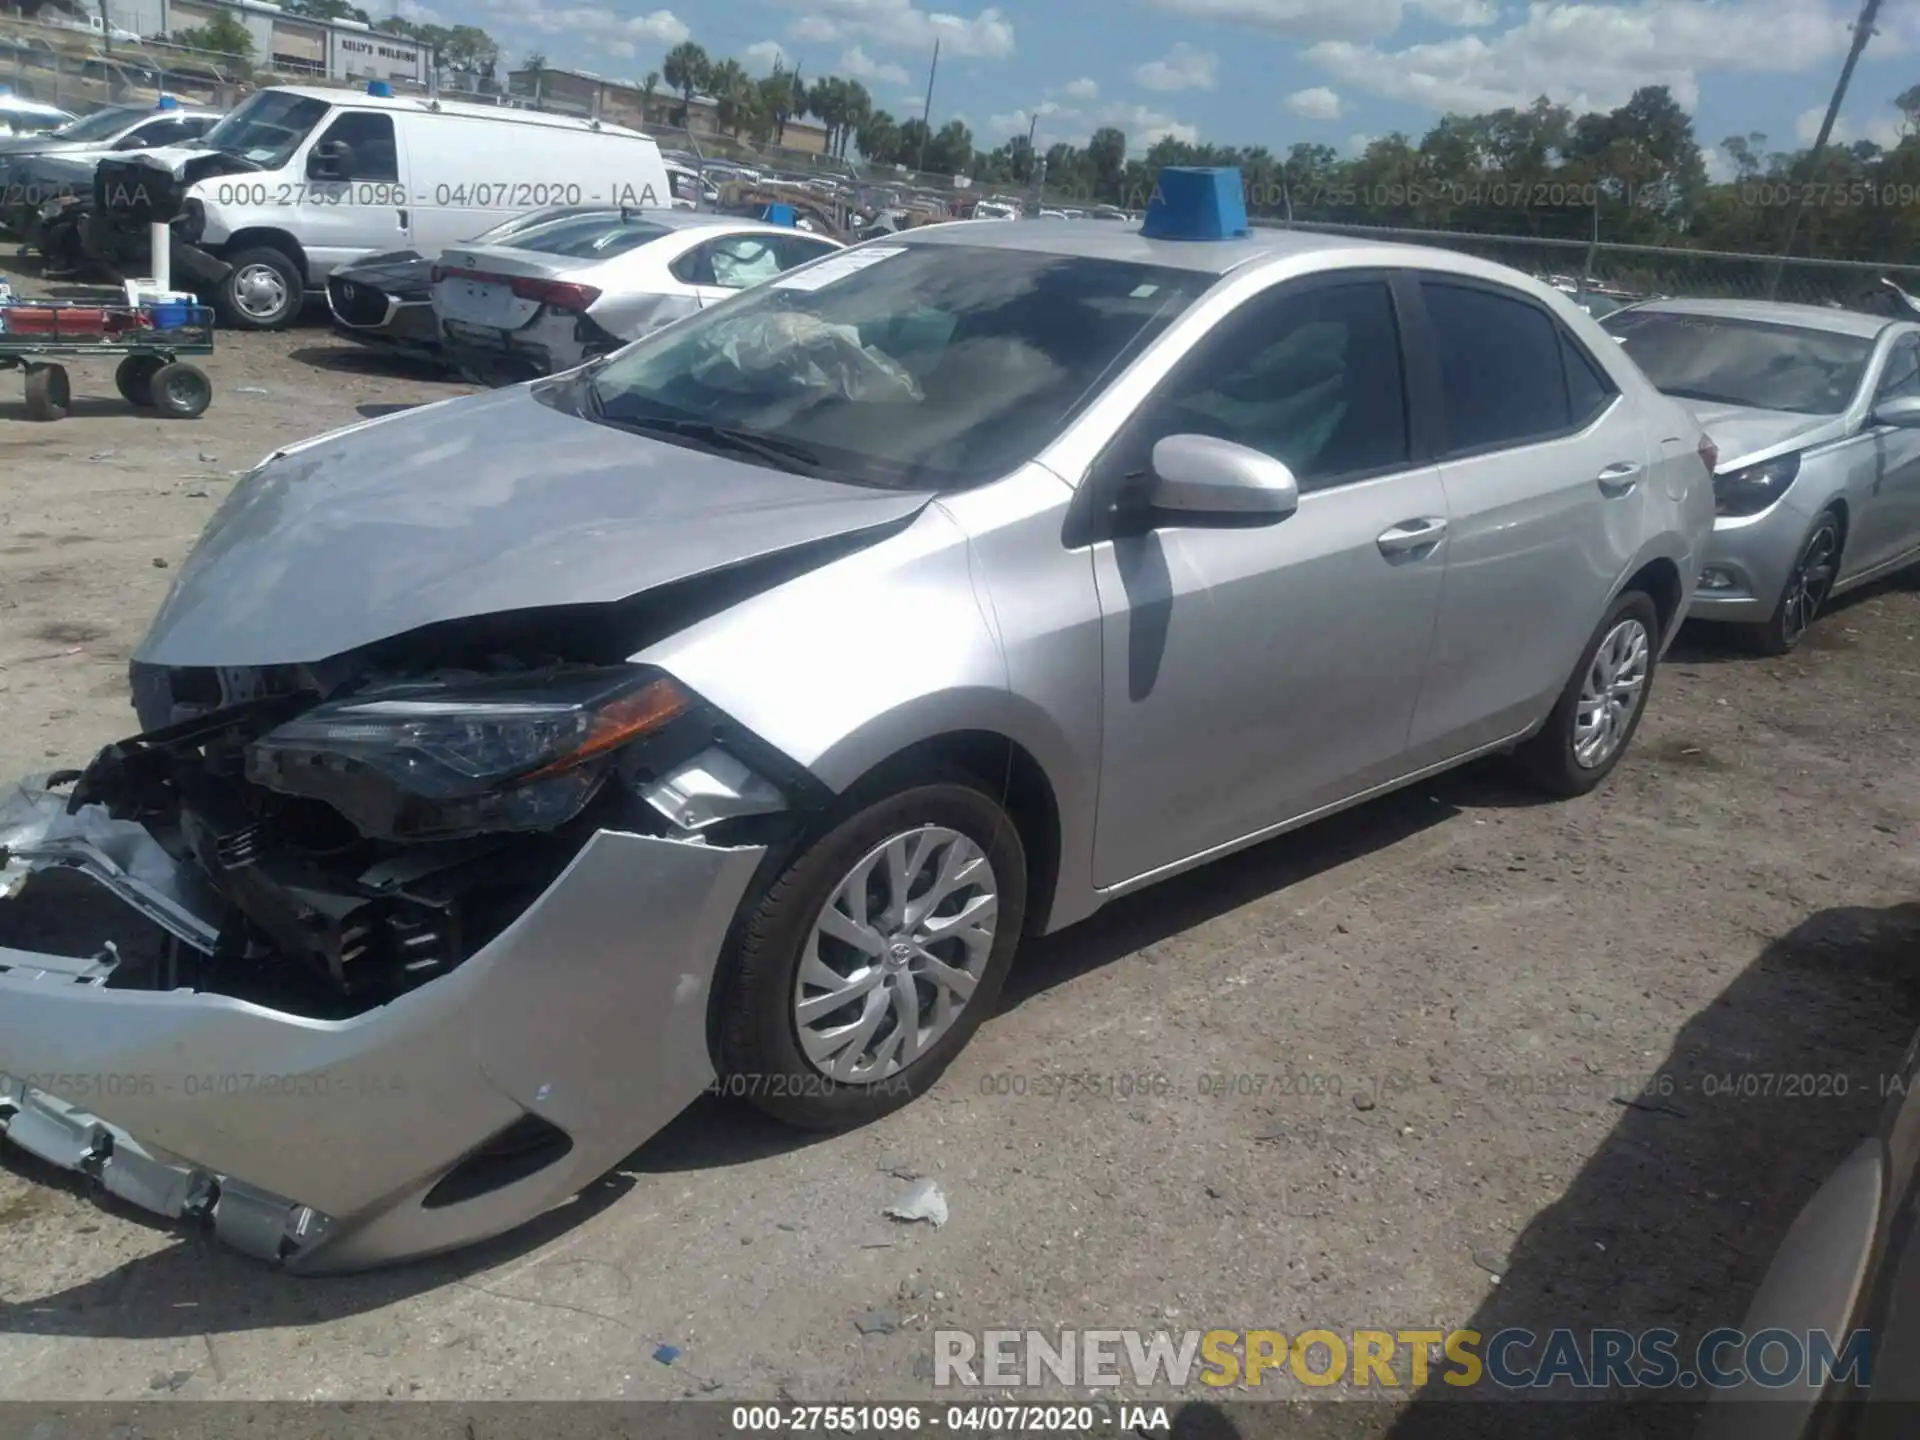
[1767,0,1881,297]
[99,0,111,60]
[916,38,939,174]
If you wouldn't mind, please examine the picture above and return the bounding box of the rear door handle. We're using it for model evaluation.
[1597,462,1641,496]
[1377,517,1447,557]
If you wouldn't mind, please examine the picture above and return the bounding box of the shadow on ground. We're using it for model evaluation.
[1365,900,1920,1440]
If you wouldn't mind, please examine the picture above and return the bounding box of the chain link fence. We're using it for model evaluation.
[1262,219,1920,309]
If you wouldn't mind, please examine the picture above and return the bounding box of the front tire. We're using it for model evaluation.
[1514,589,1659,797]
[718,778,1027,1130]
[217,246,303,330]
[1742,511,1841,657]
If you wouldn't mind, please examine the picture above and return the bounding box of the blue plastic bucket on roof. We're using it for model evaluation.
[1140,167,1249,241]
[762,202,796,227]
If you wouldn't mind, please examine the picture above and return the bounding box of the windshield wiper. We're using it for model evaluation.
[598,412,831,476]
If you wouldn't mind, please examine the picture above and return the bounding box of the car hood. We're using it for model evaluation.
[135,383,940,669]
[0,135,94,160]
[1679,400,1850,470]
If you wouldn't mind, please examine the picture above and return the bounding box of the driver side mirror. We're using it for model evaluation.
[1871,395,1920,429]
[114,132,152,150]
[1139,434,1300,528]
[307,139,352,181]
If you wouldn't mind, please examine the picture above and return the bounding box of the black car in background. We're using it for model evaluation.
[326,205,626,367]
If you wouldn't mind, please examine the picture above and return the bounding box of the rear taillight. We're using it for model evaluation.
[508,276,601,310]
[427,266,598,311]
[1698,434,1719,474]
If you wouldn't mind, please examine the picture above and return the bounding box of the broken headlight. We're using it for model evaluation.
[244,667,690,841]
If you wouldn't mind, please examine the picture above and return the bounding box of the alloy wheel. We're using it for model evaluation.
[1781,522,1840,649]
[1573,616,1651,770]
[794,826,999,1083]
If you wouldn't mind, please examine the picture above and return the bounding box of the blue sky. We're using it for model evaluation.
[418,0,1920,173]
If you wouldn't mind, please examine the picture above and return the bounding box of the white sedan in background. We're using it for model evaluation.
[431,210,844,383]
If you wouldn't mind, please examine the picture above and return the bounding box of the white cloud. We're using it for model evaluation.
[1703,144,1738,183]
[1135,42,1218,91]
[1286,85,1342,119]
[788,14,841,42]
[1307,0,1858,119]
[1097,100,1201,149]
[1140,0,1402,42]
[773,0,1015,59]
[1346,130,1377,154]
[987,98,1079,138]
[1795,105,1906,150]
[1413,0,1499,23]
[840,45,912,85]
[477,0,691,50]
[1063,76,1099,99]
[745,40,791,69]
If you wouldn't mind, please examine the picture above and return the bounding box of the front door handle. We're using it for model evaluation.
[1597,462,1641,496]
[1377,517,1447,557]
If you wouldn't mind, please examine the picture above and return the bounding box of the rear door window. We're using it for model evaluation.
[1421,279,1573,454]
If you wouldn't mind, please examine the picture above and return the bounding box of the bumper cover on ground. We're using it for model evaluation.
[0,777,762,1273]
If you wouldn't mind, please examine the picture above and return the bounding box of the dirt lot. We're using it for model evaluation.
[3,267,1920,1437]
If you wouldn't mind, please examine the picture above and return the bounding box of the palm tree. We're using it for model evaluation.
[837,80,872,160]
[662,41,710,126]
[709,58,752,137]
[641,70,660,124]
[520,50,547,103]
[806,76,844,157]
[759,64,803,146]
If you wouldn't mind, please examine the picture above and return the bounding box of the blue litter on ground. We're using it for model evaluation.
[653,1344,681,1365]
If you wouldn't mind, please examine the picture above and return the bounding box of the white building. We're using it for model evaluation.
[112,0,430,84]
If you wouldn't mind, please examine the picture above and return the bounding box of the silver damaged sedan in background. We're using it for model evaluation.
[1604,298,1920,654]
[0,173,1715,1272]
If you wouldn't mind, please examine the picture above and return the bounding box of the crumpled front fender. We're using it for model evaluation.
[0,778,762,1273]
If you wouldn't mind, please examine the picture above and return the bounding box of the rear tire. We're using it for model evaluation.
[1514,589,1660,798]
[148,361,211,419]
[1741,511,1841,657]
[718,776,1027,1130]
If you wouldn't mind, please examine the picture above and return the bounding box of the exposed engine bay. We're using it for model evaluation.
[46,603,826,1022]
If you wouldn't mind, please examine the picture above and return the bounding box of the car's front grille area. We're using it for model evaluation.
[328,278,388,327]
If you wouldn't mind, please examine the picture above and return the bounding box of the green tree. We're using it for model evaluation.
[663,41,710,125]
[856,108,900,165]
[1087,126,1126,202]
[285,0,369,22]
[924,118,972,176]
[171,10,252,62]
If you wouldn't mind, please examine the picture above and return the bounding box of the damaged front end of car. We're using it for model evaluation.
[0,629,831,1273]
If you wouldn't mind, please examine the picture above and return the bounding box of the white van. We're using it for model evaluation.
[108,84,673,329]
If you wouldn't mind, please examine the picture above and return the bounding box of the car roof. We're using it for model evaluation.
[888,218,1535,280]
[262,86,654,140]
[1618,295,1895,340]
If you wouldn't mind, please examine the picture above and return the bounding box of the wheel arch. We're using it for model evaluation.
[221,228,311,286]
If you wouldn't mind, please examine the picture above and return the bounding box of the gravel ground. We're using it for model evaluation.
[2,263,1919,1437]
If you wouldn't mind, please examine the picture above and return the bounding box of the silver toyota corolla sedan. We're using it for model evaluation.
[1603,298,1920,654]
[0,171,1715,1272]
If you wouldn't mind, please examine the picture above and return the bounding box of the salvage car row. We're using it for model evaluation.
[5,126,1920,1295]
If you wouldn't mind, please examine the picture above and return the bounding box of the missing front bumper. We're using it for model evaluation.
[0,776,763,1273]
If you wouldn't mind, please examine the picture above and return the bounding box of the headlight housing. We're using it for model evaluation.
[1714,452,1801,517]
[245,667,691,841]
